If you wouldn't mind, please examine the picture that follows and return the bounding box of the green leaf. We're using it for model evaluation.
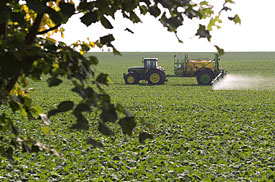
[100,16,113,29]
[148,6,161,17]
[118,117,136,136]
[139,5,147,15]
[47,77,62,87]
[27,0,47,13]
[100,34,115,45]
[80,11,98,26]
[96,73,109,85]
[45,7,63,24]
[214,45,224,56]
[57,101,74,112]
[196,24,211,41]
[130,12,141,23]
[229,14,241,24]
[139,132,154,144]
[59,2,75,18]
[98,122,114,136]
[88,56,99,65]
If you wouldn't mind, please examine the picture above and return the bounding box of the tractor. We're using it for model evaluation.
[123,58,166,85]
[123,54,226,85]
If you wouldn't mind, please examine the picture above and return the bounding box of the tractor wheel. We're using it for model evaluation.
[125,72,139,84]
[148,70,165,85]
[197,69,215,85]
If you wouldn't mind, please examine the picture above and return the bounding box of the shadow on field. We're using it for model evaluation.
[113,82,202,87]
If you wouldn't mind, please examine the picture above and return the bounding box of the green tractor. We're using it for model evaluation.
[123,58,166,85]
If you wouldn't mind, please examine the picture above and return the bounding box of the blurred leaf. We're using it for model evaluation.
[125,28,134,34]
[101,16,113,29]
[214,45,224,56]
[149,6,161,17]
[98,122,114,136]
[27,0,46,13]
[59,2,75,18]
[196,24,211,41]
[80,11,98,26]
[130,12,141,23]
[228,14,241,24]
[88,56,99,65]
[96,73,110,86]
[118,117,136,136]
[100,34,115,45]
[139,132,154,144]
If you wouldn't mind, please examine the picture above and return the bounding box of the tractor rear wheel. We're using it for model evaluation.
[125,72,139,84]
[197,70,214,85]
[148,70,165,85]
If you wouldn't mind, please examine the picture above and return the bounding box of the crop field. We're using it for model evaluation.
[1,52,275,181]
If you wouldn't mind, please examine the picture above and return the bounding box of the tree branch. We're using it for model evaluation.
[37,24,61,35]
[25,13,44,45]
[0,22,7,39]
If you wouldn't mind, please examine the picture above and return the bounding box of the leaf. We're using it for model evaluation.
[130,12,141,23]
[148,6,161,17]
[196,24,211,41]
[100,16,113,29]
[139,5,147,15]
[88,56,99,65]
[139,132,154,144]
[57,101,74,112]
[214,45,224,56]
[80,11,98,26]
[159,0,173,9]
[118,117,136,136]
[59,2,75,18]
[125,28,134,34]
[222,6,232,11]
[46,7,63,24]
[27,0,46,13]
[98,122,114,136]
[86,137,103,148]
[47,77,62,87]
[96,73,110,85]
[228,14,241,24]
[100,34,115,45]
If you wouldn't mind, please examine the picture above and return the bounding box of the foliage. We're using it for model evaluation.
[0,52,274,181]
[0,0,238,160]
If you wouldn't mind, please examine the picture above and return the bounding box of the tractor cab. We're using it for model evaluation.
[143,58,158,69]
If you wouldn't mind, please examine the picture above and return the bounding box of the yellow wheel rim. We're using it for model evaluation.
[127,75,135,83]
[150,73,160,83]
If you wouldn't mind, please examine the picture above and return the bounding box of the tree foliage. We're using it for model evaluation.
[0,0,238,160]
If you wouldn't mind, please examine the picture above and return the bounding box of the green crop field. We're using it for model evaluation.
[1,52,275,181]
